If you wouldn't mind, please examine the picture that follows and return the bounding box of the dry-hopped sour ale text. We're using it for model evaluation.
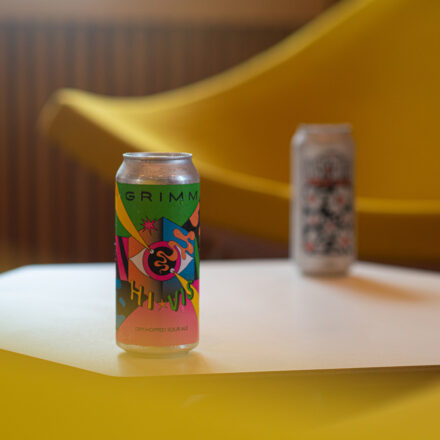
[115,153,200,355]
[292,124,355,275]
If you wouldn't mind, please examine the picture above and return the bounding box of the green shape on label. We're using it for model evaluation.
[116,182,200,236]
[168,290,180,312]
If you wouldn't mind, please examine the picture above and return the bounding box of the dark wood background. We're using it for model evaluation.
[0,1,339,270]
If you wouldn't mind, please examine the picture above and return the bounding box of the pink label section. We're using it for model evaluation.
[117,299,198,346]
[116,236,129,281]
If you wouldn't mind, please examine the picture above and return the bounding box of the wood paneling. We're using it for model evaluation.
[0,0,339,25]
[0,3,336,264]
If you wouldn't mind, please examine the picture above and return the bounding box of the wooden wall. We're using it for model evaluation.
[0,1,339,267]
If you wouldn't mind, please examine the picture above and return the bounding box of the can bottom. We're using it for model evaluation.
[300,268,349,277]
[117,341,198,358]
[295,255,353,277]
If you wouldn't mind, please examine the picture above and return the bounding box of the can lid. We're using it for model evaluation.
[123,152,192,161]
[293,123,353,147]
[297,123,352,134]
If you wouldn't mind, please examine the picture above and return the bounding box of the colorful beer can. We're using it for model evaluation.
[115,153,200,355]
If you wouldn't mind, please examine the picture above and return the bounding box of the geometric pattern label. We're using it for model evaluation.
[115,182,200,347]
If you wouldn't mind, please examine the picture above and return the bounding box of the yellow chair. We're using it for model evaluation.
[40,0,440,265]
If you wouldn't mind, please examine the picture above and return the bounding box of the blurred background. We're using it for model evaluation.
[0,0,340,270]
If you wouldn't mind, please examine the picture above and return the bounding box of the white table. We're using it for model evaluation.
[0,260,439,377]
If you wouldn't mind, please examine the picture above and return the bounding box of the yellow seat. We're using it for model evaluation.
[40,0,440,264]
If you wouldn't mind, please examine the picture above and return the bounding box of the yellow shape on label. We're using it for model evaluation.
[175,272,199,320]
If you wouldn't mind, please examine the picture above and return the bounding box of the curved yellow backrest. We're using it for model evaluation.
[41,0,440,263]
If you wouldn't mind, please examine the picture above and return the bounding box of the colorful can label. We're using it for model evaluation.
[115,182,200,347]
[301,152,354,256]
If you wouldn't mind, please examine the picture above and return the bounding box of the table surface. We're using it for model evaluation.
[0,259,439,377]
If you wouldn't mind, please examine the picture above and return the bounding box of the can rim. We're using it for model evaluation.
[123,152,192,161]
[297,123,352,134]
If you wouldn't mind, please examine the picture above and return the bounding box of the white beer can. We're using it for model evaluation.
[291,124,355,275]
